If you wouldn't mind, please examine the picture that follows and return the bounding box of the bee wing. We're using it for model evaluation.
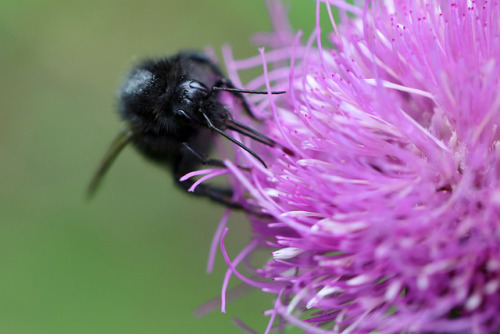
[87,127,134,198]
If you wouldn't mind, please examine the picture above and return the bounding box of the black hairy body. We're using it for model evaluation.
[119,53,225,189]
[88,51,287,210]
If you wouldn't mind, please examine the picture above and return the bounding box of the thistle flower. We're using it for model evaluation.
[201,0,500,332]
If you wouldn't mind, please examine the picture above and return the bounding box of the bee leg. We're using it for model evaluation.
[181,143,251,172]
[174,145,240,207]
[176,177,243,210]
[177,178,269,217]
[181,143,225,168]
[174,143,266,216]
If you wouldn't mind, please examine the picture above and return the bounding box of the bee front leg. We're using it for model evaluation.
[177,177,269,217]
[176,177,244,210]
[181,143,251,171]
[181,143,226,168]
[174,143,265,216]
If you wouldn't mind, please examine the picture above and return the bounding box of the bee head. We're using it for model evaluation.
[172,80,229,130]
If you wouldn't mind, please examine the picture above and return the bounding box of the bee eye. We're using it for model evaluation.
[188,80,208,92]
[175,109,191,120]
[179,80,208,96]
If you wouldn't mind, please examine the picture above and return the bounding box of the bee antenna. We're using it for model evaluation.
[202,113,267,168]
[227,119,295,157]
[212,86,286,95]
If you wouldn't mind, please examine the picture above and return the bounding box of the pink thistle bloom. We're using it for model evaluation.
[201,0,500,332]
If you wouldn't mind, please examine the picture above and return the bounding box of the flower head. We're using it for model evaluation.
[207,1,500,332]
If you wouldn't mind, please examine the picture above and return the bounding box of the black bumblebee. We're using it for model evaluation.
[88,51,289,210]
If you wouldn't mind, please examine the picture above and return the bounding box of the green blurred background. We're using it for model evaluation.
[0,1,322,333]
